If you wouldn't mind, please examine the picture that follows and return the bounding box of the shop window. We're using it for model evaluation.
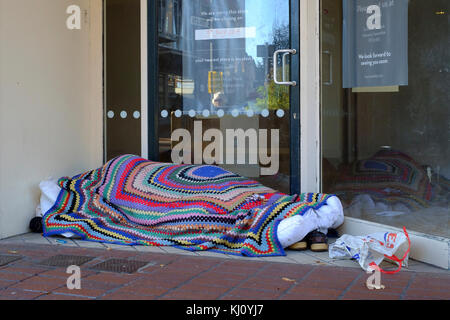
[321,0,449,238]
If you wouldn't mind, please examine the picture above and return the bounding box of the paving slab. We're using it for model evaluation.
[0,234,448,301]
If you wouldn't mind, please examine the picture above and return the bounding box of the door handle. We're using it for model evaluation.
[273,49,297,86]
[323,50,333,86]
[282,52,290,82]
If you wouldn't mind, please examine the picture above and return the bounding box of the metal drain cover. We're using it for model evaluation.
[90,259,148,274]
[0,255,22,267]
[38,255,94,267]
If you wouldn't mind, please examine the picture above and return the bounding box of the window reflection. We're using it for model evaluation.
[321,0,449,238]
[158,0,290,115]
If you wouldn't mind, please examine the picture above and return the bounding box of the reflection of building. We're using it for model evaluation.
[158,0,259,113]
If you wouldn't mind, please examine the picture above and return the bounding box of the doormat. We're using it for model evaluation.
[89,259,148,274]
[38,254,95,267]
[0,255,23,267]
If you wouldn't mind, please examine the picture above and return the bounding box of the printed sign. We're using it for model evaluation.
[191,16,212,28]
[195,27,256,40]
[343,0,409,88]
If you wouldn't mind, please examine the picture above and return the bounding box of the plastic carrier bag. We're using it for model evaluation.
[329,227,411,274]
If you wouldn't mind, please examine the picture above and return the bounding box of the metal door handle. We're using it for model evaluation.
[282,52,290,82]
[323,50,333,86]
[273,49,297,86]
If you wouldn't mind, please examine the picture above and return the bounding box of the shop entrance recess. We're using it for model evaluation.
[146,0,300,195]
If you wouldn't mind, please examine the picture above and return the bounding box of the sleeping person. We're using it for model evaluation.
[34,155,344,257]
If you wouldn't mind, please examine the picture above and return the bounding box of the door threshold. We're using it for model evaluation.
[337,217,449,270]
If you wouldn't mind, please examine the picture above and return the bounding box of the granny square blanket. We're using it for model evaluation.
[43,155,333,257]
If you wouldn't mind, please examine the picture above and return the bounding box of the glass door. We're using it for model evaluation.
[148,0,300,194]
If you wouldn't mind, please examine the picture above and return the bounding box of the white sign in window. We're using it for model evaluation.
[195,27,256,41]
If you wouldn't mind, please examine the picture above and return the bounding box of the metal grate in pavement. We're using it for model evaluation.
[0,255,22,267]
[89,259,148,274]
[38,254,95,267]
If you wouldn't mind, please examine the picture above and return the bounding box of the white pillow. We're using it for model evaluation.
[38,178,62,216]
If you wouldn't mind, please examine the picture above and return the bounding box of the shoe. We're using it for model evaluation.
[327,228,339,238]
[306,230,328,252]
[29,217,43,233]
[287,241,307,251]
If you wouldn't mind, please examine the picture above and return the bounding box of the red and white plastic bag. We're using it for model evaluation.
[329,227,411,274]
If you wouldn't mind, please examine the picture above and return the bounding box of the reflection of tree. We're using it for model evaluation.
[273,24,289,52]
[255,76,289,110]
[255,24,290,110]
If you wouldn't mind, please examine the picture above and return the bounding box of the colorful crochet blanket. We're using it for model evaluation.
[43,155,333,257]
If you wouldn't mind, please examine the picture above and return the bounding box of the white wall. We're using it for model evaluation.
[0,0,103,239]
